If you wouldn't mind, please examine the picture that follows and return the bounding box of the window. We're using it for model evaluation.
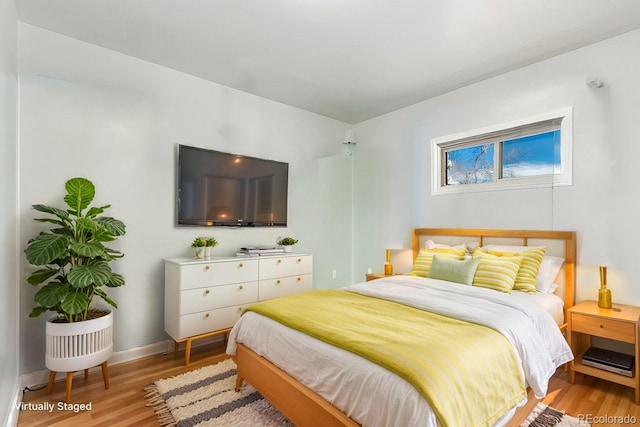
[431,108,572,195]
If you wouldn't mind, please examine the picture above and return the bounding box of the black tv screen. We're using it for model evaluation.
[176,145,288,227]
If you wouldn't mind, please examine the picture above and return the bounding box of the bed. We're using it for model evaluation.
[226,228,577,427]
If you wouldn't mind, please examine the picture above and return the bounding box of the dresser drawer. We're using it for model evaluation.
[180,281,258,314]
[179,259,258,290]
[259,274,312,301]
[177,305,246,339]
[259,255,313,279]
[572,313,636,343]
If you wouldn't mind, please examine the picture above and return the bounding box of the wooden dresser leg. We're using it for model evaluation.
[101,362,110,389]
[84,369,89,380]
[46,371,56,395]
[65,372,73,403]
[185,339,192,366]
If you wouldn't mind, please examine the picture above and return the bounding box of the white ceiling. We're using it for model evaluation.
[14,0,640,124]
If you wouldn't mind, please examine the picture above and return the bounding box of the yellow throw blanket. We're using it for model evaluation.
[245,289,526,427]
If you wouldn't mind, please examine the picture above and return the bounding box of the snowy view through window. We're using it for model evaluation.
[445,130,560,186]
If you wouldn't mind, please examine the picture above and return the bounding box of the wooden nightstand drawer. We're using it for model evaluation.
[572,313,636,343]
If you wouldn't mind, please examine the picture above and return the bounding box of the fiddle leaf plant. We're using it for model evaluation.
[25,177,126,323]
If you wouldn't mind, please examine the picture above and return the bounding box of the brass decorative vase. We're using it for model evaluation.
[384,249,393,276]
[597,266,612,309]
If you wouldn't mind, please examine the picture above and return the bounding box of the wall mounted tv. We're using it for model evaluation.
[176,144,289,227]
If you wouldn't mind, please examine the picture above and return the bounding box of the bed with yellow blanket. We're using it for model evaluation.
[227,228,576,427]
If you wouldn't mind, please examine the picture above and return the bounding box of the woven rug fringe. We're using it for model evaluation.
[143,383,176,427]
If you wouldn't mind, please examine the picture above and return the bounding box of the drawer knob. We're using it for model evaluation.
[205,289,210,295]
[238,285,244,290]
[239,263,244,268]
[205,313,210,318]
[276,280,281,285]
[205,265,210,271]
[297,277,301,282]
[297,258,302,262]
[237,307,243,312]
[600,324,604,328]
[277,259,282,264]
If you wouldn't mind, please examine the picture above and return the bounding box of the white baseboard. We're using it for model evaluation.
[5,379,22,427]
[19,335,226,389]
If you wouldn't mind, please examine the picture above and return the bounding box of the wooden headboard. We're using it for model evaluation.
[412,228,576,332]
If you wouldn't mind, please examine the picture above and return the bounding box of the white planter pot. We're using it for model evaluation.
[194,247,205,259]
[204,246,212,258]
[45,311,113,372]
[283,245,293,253]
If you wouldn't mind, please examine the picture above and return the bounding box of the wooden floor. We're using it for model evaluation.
[17,342,640,426]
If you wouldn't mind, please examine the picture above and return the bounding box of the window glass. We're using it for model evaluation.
[502,130,560,179]
[445,144,494,185]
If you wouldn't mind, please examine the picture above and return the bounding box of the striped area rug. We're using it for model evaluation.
[521,402,590,427]
[145,358,293,426]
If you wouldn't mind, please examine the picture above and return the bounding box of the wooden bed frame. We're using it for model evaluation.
[232,228,577,426]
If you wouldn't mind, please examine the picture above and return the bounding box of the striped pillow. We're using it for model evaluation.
[407,248,467,277]
[472,249,523,293]
[486,247,546,293]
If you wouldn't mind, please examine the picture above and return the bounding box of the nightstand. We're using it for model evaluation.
[568,300,640,404]
[365,273,387,282]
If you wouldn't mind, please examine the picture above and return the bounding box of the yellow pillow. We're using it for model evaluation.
[472,248,523,293]
[407,248,466,277]
[487,247,546,293]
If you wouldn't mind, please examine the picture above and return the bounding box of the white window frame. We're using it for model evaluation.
[431,107,573,195]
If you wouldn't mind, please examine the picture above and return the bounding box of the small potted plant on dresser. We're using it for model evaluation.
[278,237,298,253]
[24,177,126,403]
[191,237,207,259]
[205,237,218,258]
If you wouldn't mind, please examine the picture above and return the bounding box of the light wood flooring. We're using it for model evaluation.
[17,342,640,426]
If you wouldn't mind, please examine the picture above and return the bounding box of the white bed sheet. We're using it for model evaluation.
[227,276,572,427]
[511,289,565,326]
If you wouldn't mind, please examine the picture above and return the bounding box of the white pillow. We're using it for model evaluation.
[537,255,565,293]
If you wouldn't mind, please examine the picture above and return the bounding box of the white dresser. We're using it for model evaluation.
[164,253,312,364]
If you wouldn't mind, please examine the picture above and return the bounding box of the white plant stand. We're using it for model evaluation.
[45,311,113,403]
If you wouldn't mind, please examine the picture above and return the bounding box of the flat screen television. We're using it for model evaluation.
[176,144,288,227]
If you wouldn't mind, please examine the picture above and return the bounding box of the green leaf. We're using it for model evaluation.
[27,268,60,286]
[32,204,71,222]
[94,288,118,308]
[105,272,125,288]
[70,241,105,258]
[29,306,50,318]
[67,261,112,288]
[34,283,69,308]
[64,178,95,214]
[33,217,67,227]
[86,205,111,218]
[25,234,69,265]
[61,291,90,315]
[95,217,126,237]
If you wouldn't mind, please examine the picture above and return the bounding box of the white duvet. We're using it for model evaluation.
[227,275,573,427]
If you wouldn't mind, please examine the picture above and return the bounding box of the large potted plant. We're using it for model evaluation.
[24,177,126,402]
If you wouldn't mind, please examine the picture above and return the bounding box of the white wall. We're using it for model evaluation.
[0,0,20,423]
[18,24,351,374]
[353,29,640,306]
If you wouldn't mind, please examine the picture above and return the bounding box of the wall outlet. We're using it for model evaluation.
[332,270,337,279]
[367,268,372,274]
